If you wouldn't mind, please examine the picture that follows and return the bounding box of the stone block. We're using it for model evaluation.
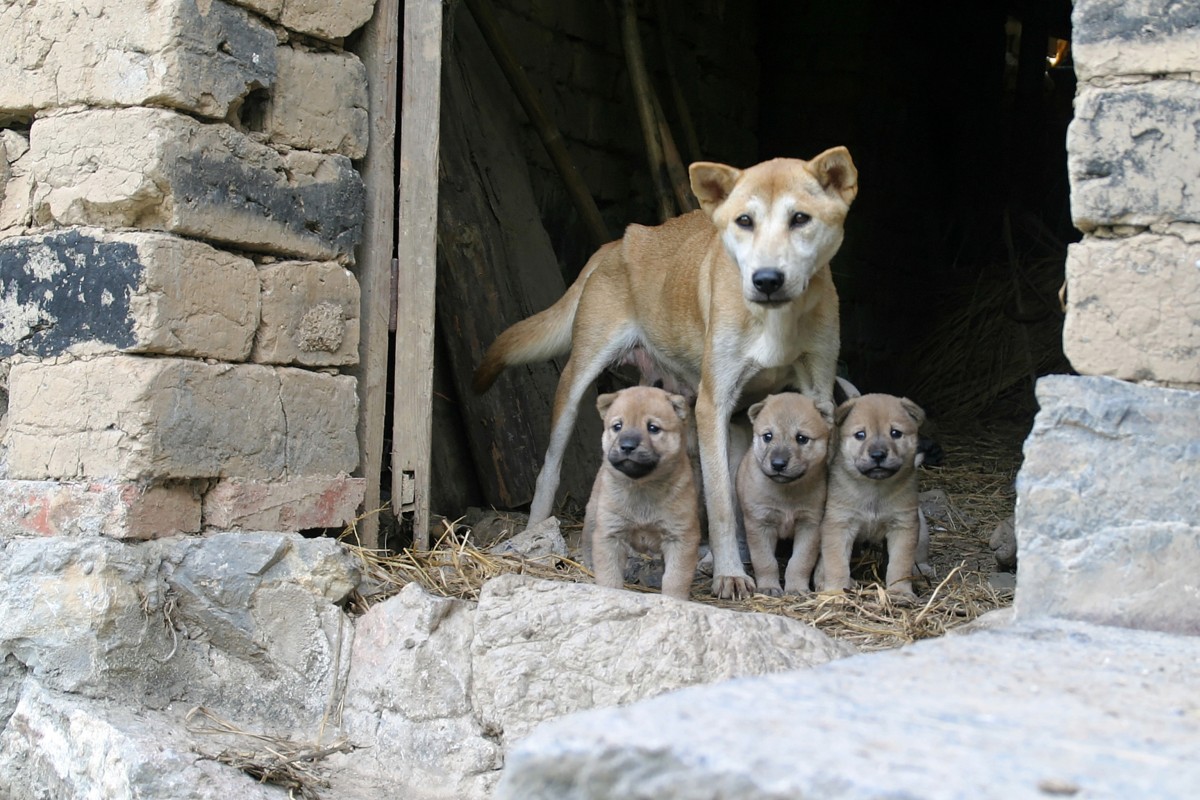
[0,229,258,361]
[1,129,31,235]
[4,356,358,481]
[230,0,374,41]
[1064,235,1200,384]
[0,480,200,540]
[203,474,365,531]
[1014,375,1200,634]
[0,0,276,122]
[266,48,369,159]
[253,261,360,366]
[1072,0,1200,81]
[1068,82,1200,231]
[29,108,364,261]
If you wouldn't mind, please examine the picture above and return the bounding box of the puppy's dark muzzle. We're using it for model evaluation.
[609,432,658,477]
[767,450,805,483]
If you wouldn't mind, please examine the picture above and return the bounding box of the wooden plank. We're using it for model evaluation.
[349,0,400,551]
[393,0,443,550]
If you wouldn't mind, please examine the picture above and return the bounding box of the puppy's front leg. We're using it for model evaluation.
[696,381,754,600]
[591,527,627,592]
[660,525,700,602]
[883,513,919,602]
[817,510,856,593]
[745,516,782,596]
[783,516,821,594]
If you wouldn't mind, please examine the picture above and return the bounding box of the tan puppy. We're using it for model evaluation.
[736,393,831,596]
[819,393,926,601]
[583,386,701,601]
[474,150,858,599]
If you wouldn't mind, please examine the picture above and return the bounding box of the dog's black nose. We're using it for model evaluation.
[618,434,641,454]
[752,268,784,295]
[869,447,887,463]
[770,455,789,472]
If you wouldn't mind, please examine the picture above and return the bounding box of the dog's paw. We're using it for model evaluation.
[888,589,919,607]
[757,585,783,598]
[713,573,756,600]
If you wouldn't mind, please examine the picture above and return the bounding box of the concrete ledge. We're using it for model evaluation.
[496,618,1200,799]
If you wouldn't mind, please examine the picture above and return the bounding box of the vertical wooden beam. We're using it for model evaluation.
[393,0,443,550]
[351,0,400,551]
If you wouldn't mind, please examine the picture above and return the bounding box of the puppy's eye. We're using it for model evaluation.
[796,433,809,445]
[854,430,866,441]
[890,428,902,439]
[611,421,622,432]
[761,431,773,443]
[735,214,753,229]
[790,212,811,228]
[647,422,661,434]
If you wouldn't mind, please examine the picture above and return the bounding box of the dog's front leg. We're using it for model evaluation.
[783,515,821,594]
[883,513,919,603]
[695,381,755,600]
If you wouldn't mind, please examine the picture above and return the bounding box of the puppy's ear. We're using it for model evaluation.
[667,393,690,422]
[746,400,766,425]
[689,162,741,216]
[596,392,618,419]
[810,146,858,206]
[899,397,926,427]
[833,397,858,427]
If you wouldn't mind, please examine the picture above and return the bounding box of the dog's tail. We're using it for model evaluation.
[472,265,592,394]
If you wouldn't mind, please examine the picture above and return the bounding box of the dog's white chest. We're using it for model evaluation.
[745,313,805,368]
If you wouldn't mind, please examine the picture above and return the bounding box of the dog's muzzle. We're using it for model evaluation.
[609,455,657,478]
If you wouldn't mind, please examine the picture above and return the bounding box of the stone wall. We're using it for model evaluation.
[0,0,373,538]
[1014,0,1200,634]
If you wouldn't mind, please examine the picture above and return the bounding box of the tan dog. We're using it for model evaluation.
[819,393,926,601]
[474,150,858,599]
[582,386,700,601]
[736,393,831,596]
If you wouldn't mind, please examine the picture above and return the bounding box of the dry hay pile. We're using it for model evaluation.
[345,416,1021,653]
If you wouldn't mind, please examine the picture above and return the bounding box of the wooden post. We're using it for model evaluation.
[394,0,443,550]
[621,0,674,222]
[350,0,400,551]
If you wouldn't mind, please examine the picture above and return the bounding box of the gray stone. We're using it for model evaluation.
[1064,234,1200,384]
[0,229,259,361]
[266,47,369,159]
[470,574,856,745]
[29,108,364,261]
[990,513,1017,571]
[0,129,31,234]
[253,261,360,366]
[496,619,1200,799]
[1072,0,1200,80]
[229,0,375,41]
[1014,375,1200,634]
[1069,82,1200,231]
[487,515,567,558]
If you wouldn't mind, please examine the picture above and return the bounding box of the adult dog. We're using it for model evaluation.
[474,149,858,599]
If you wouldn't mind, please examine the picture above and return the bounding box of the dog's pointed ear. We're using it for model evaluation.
[596,392,618,419]
[667,393,690,422]
[689,162,741,216]
[899,397,926,427]
[810,146,858,206]
[833,397,858,427]
[746,400,766,425]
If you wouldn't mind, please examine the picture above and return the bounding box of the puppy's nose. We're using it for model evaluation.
[869,447,887,463]
[752,268,784,295]
[618,433,642,454]
[770,455,789,472]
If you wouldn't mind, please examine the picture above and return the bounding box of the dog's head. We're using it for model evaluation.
[745,393,831,483]
[596,385,690,479]
[689,148,858,306]
[834,393,925,481]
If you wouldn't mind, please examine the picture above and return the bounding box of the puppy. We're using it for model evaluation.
[583,386,701,601]
[736,393,831,596]
[818,393,926,601]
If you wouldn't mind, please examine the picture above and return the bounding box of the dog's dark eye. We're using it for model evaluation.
[735,214,753,229]
[612,421,622,432]
[890,428,902,439]
[761,431,773,443]
[854,430,866,441]
[790,212,811,228]
[647,422,661,434]
[796,433,809,445]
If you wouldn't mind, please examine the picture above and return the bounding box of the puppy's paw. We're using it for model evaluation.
[782,587,811,597]
[713,573,756,600]
[888,589,918,607]
[757,584,783,598]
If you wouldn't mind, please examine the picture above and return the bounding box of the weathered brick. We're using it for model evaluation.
[1015,375,1200,635]
[1072,0,1200,81]
[253,261,360,367]
[0,480,201,540]
[266,48,369,159]
[4,356,358,481]
[229,0,374,41]
[0,229,258,361]
[29,108,365,261]
[1068,82,1200,231]
[0,0,276,122]
[0,129,31,235]
[202,475,365,531]
[1064,234,1200,384]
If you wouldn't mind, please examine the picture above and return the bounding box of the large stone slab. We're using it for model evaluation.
[0,479,201,540]
[1064,234,1200,384]
[202,474,365,530]
[1072,0,1200,81]
[4,356,358,481]
[1069,82,1200,231]
[230,0,375,41]
[266,47,369,159]
[0,229,258,361]
[496,619,1200,799]
[1014,375,1200,634]
[29,108,364,261]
